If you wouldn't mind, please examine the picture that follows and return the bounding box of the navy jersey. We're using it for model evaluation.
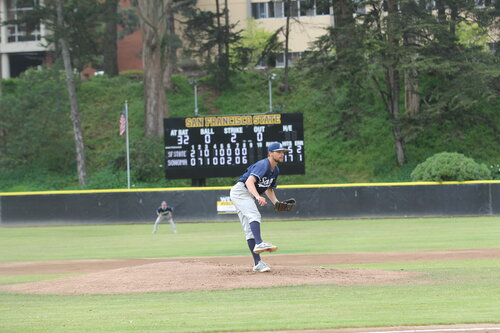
[238,158,279,195]
[157,206,173,216]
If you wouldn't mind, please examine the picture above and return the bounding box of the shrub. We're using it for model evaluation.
[411,152,492,182]
[489,163,500,180]
[0,67,74,173]
[132,138,165,182]
[119,70,144,81]
[84,167,128,190]
[111,137,165,183]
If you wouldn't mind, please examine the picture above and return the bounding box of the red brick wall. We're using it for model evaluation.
[117,30,143,72]
[117,0,143,72]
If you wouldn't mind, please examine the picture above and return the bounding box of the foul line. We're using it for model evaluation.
[359,327,500,333]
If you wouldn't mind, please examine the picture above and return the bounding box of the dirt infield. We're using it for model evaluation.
[1,248,499,295]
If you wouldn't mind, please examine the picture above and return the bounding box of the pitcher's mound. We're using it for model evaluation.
[0,260,418,295]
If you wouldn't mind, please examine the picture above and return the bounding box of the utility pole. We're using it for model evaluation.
[189,79,199,116]
[268,73,277,112]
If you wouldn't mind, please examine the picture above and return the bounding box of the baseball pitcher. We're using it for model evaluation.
[230,142,296,273]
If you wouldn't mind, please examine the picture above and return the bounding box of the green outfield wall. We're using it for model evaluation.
[0,181,499,226]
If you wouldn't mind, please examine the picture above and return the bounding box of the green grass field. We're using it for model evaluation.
[1,217,500,332]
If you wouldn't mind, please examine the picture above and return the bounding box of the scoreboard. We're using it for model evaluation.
[163,113,305,179]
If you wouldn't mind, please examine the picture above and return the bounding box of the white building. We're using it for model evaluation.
[0,0,495,77]
[196,0,334,67]
[0,0,49,78]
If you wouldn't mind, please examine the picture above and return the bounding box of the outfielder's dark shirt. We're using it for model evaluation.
[238,158,279,195]
[157,206,173,216]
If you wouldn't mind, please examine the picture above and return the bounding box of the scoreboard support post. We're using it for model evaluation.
[191,178,206,187]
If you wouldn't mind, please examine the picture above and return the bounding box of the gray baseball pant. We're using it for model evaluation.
[230,182,261,240]
[152,216,177,233]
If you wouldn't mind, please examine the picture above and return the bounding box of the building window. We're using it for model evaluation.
[274,2,284,17]
[7,0,41,43]
[267,1,285,18]
[300,0,315,16]
[285,1,299,17]
[255,56,267,68]
[251,2,267,19]
[474,0,493,8]
[487,42,497,53]
[255,52,304,68]
[275,52,302,67]
[316,0,331,15]
[251,0,330,19]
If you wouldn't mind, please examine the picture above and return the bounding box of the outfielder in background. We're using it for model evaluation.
[152,201,177,234]
[230,142,296,273]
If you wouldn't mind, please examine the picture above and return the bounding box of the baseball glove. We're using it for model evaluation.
[274,198,296,212]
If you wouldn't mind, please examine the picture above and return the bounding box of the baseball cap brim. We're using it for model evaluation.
[268,142,291,152]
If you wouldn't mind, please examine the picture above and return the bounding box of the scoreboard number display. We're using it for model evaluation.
[164,113,305,179]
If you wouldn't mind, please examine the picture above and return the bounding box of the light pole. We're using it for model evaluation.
[268,73,277,113]
[189,79,199,115]
[188,79,204,187]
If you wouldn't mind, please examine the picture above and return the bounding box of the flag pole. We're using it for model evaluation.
[125,100,131,189]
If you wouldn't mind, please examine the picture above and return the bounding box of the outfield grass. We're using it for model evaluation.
[1,217,500,332]
[1,216,499,262]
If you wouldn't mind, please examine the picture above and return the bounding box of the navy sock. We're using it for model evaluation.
[247,239,261,265]
[249,221,263,244]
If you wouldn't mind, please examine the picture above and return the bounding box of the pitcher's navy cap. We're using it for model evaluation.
[268,142,290,152]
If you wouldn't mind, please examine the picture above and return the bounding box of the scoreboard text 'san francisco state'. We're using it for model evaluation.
[163,113,305,179]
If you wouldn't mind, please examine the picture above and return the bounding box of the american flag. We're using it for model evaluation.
[119,112,126,136]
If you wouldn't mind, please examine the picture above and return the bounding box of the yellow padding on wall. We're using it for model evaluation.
[1,180,499,196]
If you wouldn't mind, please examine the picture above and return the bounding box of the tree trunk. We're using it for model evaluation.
[387,66,406,167]
[224,0,230,68]
[403,2,419,116]
[215,0,223,59]
[143,40,167,137]
[386,0,406,167]
[283,0,291,93]
[392,122,406,167]
[332,0,356,59]
[103,0,119,77]
[449,1,458,38]
[435,0,446,22]
[136,0,169,137]
[215,0,229,87]
[56,0,87,186]
[404,67,419,115]
[163,5,176,90]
